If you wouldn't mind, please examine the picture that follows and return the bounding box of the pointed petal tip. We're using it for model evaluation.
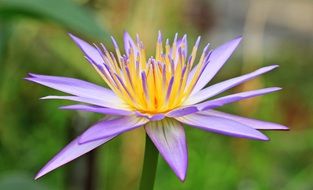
[239,130,269,141]
[259,134,270,141]
[229,35,242,47]
[280,126,289,130]
[40,96,61,100]
[34,172,44,180]
[170,156,187,181]
[272,87,282,91]
[110,36,119,49]
[145,120,188,183]
[24,77,40,85]
[68,33,84,43]
[34,164,55,180]
[250,128,270,141]
[170,162,187,182]
[234,35,243,41]
[218,35,242,49]
[27,73,36,77]
[195,36,201,46]
[177,172,187,181]
[59,105,72,110]
[237,129,269,141]
[269,125,289,131]
[24,77,32,81]
[242,87,281,96]
[158,30,162,42]
[123,30,129,35]
[257,65,279,73]
[33,134,115,182]
[172,160,187,182]
[123,31,133,41]
[68,33,80,42]
[264,64,279,70]
[25,73,43,80]
[251,87,282,95]
[24,73,44,81]
[58,105,67,109]
[40,96,50,100]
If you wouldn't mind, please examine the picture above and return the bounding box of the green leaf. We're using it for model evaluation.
[0,0,108,40]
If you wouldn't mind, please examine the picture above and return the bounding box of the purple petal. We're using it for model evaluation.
[69,33,104,67]
[157,30,163,43]
[79,116,148,144]
[191,36,242,94]
[185,65,278,105]
[199,110,288,130]
[35,134,115,179]
[25,74,125,107]
[145,119,188,181]
[135,112,165,121]
[176,113,269,140]
[124,32,138,55]
[196,87,281,111]
[181,34,188,58]
[166,106,198,117]
[60,104,133,116]
[150,114,165,121]
[41,96,128,109]
[110,36,119,50]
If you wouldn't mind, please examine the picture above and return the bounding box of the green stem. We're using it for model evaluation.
[138,134,159,190]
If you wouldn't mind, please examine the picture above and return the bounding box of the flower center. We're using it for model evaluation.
[89,33,210,114]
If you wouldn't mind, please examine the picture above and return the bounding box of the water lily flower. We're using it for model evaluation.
[26,32,288,181]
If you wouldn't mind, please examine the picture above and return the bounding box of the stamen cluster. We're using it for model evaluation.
[89,32,210,114]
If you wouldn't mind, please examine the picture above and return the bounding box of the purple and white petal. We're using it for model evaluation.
[25,74,125,106]
[191,36,242,95]
[199,110,288,130]
[69,33,104,67]
[196,87,281,111]
[166,106,198,117]
[145,119,188,181]
[185,65,278,105]
[176,113,268,140]
[35,134,116,179]
[79,115,148,144]
[60,104,133,116]
[41,95,129,109]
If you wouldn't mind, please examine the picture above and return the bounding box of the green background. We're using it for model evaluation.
[0,0,312,189]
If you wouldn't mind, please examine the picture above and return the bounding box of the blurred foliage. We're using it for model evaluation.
[0,0,108,40]
[0,0,313,190]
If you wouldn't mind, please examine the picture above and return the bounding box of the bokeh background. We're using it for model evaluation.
[0,0,312,189]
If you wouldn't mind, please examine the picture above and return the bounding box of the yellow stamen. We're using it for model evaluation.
[95,33,207,114]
